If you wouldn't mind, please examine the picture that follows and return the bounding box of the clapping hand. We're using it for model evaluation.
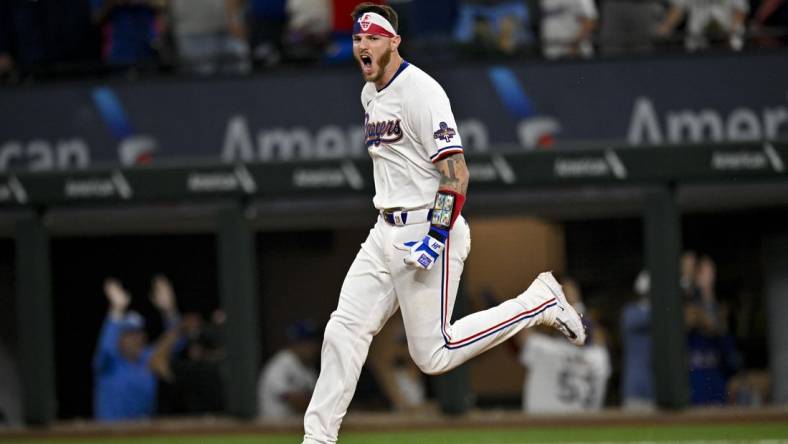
[104,277,130,318]
[150,274,178,317]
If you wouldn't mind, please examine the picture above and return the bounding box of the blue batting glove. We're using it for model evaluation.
[402,227,448,271]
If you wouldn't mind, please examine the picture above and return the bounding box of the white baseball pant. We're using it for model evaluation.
[303,215,559,443]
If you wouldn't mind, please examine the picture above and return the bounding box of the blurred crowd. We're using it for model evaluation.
[1,0,787,83]
[620,251,768,410]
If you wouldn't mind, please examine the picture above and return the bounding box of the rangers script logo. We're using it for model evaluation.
[364,113,403,147]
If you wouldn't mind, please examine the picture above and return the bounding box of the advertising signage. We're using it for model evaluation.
[1,52,787,173]
[1,142,785,207]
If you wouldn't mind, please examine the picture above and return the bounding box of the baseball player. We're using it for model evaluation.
[302,4,586,443]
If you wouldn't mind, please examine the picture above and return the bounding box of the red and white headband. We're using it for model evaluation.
[352,12,397,38]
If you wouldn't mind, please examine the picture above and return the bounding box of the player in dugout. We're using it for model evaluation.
[301,4,587,443]
[93,275,184,421]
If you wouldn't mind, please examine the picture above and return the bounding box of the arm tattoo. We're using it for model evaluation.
[439,159,460,189]
[447,159,457,180]
[437,155,469,195]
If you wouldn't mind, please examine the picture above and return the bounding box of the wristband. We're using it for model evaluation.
[431,189,466,229]
[428,226,449,242]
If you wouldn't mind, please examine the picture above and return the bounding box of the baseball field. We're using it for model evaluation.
[0,423,788,444]
[3,421,787,444]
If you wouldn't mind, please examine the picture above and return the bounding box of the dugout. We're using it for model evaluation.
[3,141,788,424]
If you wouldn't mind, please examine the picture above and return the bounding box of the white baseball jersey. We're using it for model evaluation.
[520,333,610,413]
[540,0,598,59]
[257,349,317,418]
[361,61,464,210]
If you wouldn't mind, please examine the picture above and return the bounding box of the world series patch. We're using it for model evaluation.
[433,122,456,142]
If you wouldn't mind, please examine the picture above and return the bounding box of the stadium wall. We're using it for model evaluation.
[0,51,787,171]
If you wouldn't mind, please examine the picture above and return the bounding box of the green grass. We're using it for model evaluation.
[4,423,787,444]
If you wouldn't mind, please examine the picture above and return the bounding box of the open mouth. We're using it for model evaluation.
[360,54,373,75]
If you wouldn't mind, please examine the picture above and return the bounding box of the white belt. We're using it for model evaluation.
[380,208,432,226]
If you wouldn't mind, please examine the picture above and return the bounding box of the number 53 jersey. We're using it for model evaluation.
[520,332,612,412]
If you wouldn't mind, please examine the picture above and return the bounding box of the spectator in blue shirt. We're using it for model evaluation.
[685,256,742,405]
[93,275,182,421]
[91,0,166,66]
[620,270,655,410]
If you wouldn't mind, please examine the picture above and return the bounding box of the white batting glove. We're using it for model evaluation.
[401,227,448,271]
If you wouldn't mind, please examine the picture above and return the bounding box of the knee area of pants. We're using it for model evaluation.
[411,353,450,376]
[322,318,354,344]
